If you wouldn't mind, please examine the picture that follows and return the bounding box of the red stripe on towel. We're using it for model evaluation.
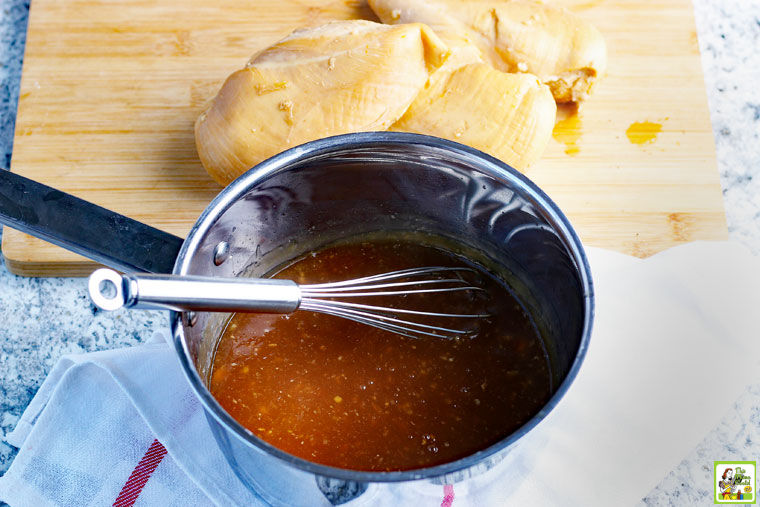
[441,484,455,507]
[113,439,168,507]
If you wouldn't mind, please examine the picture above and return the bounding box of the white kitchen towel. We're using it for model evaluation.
[1,241,759,506]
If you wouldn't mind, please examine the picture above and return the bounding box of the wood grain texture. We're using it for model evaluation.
[2,0,727,276]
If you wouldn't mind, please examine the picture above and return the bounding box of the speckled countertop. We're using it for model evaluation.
[1,0,759,504]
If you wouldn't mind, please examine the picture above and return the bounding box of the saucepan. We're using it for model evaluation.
[0,132,593,491]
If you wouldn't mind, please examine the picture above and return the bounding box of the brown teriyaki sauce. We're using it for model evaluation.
[210,237,552,471]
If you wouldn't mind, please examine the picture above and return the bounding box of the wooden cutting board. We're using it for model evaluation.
[2,0,727,276]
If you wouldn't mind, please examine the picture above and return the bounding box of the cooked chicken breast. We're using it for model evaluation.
[391,63,556,169]
[196,20,449,185]
[369,0,607,103]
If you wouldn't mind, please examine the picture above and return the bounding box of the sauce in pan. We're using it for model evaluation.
[210,238,552,471]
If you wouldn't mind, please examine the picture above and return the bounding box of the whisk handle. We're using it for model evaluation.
[88,268,301,313]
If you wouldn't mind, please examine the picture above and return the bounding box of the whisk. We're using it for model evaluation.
[88,267,489,340]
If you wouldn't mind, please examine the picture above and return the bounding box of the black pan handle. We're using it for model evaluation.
[0,169,184,274]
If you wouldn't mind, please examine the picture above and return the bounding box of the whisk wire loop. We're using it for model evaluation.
[300,266,489,339]
[300,302,472,340]
[300,266,474,288]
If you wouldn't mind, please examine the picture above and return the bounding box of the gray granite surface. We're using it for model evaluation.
[1,0,759,505]
[692,0,760,257]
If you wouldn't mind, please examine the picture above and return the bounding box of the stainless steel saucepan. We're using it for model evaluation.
[0,132,593,490]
